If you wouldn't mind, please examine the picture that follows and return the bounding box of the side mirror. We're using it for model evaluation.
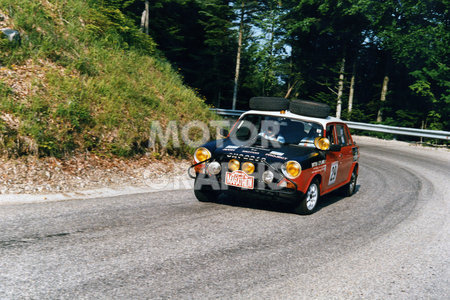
[219,128,229,137]
[329,144,341,152]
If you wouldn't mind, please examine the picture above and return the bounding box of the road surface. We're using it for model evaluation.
[0,139,449,299]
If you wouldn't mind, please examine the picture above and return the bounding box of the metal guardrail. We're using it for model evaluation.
[210,108,246,117]
[345,121,449,140]
[209,108,450,140]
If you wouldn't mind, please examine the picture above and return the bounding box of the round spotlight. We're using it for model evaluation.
[207,161,221,175]
[194,147,211,163]
[228,159,240,172]
[282,160,301,179]
[262,170,274,184]
[314,137,330,151]
[242,162,255,174]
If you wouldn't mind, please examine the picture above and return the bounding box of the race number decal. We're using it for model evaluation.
[328,161,339,185]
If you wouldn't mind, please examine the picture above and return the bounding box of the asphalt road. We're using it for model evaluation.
[0,140,449,299]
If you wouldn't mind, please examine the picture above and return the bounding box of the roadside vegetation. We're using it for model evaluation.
[1,0,448,160]
[0,0,216,158]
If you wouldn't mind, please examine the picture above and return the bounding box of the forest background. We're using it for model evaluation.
[0,0,448,158]
[136,0,449,130]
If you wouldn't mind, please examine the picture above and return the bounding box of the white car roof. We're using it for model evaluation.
[241,110,343,128]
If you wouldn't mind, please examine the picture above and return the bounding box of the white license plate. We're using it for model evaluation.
[225,171,254,189]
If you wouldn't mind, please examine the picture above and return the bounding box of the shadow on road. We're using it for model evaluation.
[315,185,361,212]
[210,185,361,215]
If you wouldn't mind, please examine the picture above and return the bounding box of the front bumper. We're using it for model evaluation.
[189,158,303,203]
[193,174,302,204]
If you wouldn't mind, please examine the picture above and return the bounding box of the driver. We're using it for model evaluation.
[259,126,285,143]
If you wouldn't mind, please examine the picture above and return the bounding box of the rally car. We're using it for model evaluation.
[189,97,359,214]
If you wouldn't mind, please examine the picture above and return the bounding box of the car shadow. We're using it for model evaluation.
[212,184,361,215]
[314,184,361,213]
[215,193,294,214]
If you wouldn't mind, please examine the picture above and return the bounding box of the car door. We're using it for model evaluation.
[323,124,341,191]
[335,124,353,184]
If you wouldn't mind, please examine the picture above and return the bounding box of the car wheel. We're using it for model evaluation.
[249,97,289,111]
[289,99,330,118]
[293,179,320,215]
[342,168,358,197]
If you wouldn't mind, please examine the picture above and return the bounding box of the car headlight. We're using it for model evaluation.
[194,147,211,163]
[207,161,221,175]
[262,170,274,184]
[282,161,301,179]
[242,162,255,174]
[314,137,330,151]
[228,159,240,172]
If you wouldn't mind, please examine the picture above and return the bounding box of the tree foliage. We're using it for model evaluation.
[96,0,450,132]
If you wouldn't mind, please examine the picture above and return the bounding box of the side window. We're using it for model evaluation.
[326,125,337,145]
[345,126,353,145]
[336,125,348,146]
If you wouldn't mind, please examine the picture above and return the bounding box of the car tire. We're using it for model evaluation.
[249,97,289,111]
[289,99,330,118]
[342,168,357,197]
[293,179,320,215]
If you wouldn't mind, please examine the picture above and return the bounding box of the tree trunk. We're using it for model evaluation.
[377,75,389,122]
[232,1,245,110]
[263,10,275,96]
[144,0,149,35]
[336,57,345,119]
[285,80,299,98]
[347,63,356,117]
[285,52,294,98]
[140,10,146,32]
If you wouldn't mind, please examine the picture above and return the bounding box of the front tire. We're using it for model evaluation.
[293,179,320,215]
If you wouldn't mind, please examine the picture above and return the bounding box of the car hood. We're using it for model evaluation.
[211,139,321,164]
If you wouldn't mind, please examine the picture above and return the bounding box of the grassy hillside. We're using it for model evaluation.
[0,0,216,158]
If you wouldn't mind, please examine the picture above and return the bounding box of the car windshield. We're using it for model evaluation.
[230,114,323,146]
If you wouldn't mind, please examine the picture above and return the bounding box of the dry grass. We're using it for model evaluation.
[0,153,191,194]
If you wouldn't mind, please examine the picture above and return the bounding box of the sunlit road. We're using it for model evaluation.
[0,140,449,298]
